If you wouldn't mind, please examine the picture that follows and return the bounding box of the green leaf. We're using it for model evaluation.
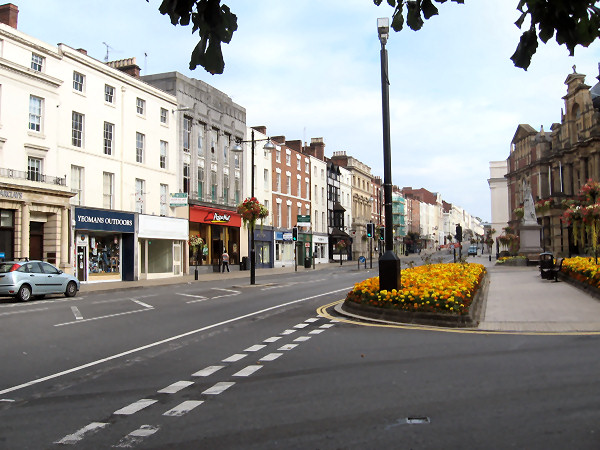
[391,6,405,31]
[421,0,439,19]
[510,28,538,70]
[406,1,424,30]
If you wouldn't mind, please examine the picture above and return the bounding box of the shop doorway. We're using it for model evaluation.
[30,221,44,260]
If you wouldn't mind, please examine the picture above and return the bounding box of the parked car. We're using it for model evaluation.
[468,245,478,256]
[0,260,79,301]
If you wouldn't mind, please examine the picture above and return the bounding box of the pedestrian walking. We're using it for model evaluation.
[221,250,230,272]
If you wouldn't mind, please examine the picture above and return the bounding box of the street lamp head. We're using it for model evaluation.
[377,17,389,45]
[231,142,243,153]
[263,139,276,151]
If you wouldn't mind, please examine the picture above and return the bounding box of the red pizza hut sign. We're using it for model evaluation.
[205,212,231,223]
[191,206,241,227]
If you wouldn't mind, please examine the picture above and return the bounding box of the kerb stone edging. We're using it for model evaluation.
[340,271,490,328]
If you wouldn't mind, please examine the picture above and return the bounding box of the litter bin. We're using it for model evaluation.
[304,257,311,268]
[240,256,248,270]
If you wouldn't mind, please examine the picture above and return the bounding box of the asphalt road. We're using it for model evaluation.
[0,262,598,449]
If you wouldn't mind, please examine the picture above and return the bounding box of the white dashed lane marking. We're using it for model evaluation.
[233,365,263,377]
[244,344,266,352]
[260,353,283,362]
[192,365,224,377]
[54,422,108,445]
[320,323,335,328]
[202,382,235,395]
[157,380,194,394]
[222,353,247,363]
[163,400,204,417]
[309,329,325,334]
[113,425,159,448]
[294,336,311,342]
[114,399,157,415]
[278,344,298,351]
[305,318,320,323]
[281,329,296,335]
[70,306,83,320]
[294,323,309,328]
[263,336,282,343]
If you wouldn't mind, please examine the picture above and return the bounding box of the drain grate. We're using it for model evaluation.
[406,417,430,424]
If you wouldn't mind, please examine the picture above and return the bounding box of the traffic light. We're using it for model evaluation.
[379,226,385,241]
[366,223,374,238]
[455,224,463,243]
[292,227,298,241]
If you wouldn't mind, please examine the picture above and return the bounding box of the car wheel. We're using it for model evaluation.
[65,281,77,298]
[17,284,32,302]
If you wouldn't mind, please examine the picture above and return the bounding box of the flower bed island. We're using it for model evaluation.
[342,263,487,327]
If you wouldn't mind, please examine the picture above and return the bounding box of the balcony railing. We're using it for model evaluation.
[0,168,67,186]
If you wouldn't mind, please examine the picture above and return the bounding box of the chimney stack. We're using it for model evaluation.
[106,57,141,79]
[0,3,18,29]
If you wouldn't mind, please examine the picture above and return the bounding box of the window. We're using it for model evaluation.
[297,157,301,170]
[104,84,115,104]
[198,166,204,198]
[198,124,204,157]
[211,170,217,201]
[314,185,318,203]
[103,122,114,155]
[234,177,240,204]
[287,175,291,194]
[103,172,114,209]
[210,129,218,161]
[276,173,281,192]
[286,153,291,165]
[160,108,168,124]
[297,179,301,197]
[28,157,42,182]
[223,174,229,201]
[72,111,84,147]
[31,53,43,72]
[73,71,84,92]
[183,163,190,194]
[234,153,240,169]
[287,205,292,228]
[28,95,42,132]
[71,165,83,205]
[264,169,269,190]
[136,97,145,115]
[306,181,309,199]
[277,203,282,228]
[135,179,145,213]
[223,134,229,160]
[183,116,192,152]
[160,184,168,216]
[305,160,309,173]
[160,140,168,169]
[276,149,281,163]
[135,132,144,163]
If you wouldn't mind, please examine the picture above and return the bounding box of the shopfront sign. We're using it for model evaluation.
[0,190,23,200]
[75,207,135,233]
[190,206,241,227]
[169,193,188,207]
[276,231,293,241]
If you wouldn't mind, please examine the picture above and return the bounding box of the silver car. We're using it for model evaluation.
[0,260,79,301]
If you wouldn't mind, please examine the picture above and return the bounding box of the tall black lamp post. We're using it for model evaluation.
[377,17,401,291]
[232,130,275,285]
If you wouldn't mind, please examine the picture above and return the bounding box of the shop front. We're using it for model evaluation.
[274,230,294,267]
[74,207,135,282]
[138,215,188,279]
[189,205,241,268]
[253,227,274,269]
[297,231,312,266]
[312,233,329,265]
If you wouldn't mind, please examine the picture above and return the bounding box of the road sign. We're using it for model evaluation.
[358,256,366,263]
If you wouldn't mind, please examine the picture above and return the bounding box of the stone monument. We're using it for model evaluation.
[518,183,543,259]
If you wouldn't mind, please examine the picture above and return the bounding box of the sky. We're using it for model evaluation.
[15,1,600,221]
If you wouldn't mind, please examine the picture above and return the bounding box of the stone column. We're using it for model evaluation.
[593,153,600,181]
[564,163,573,196]
[60,207,69,271]
[21,202,30,259]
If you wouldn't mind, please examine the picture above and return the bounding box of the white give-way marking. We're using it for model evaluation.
[0,286,351,396]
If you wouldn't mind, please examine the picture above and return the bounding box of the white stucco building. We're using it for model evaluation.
[0,5,187,282]
[488,160,510,236]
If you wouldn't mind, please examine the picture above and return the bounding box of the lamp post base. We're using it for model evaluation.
[379,250,401,291]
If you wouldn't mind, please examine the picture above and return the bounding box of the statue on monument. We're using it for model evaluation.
[522,182,537,225]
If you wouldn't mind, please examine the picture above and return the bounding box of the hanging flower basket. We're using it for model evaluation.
[189,234,204,249]
[237,197,269,228]
[335,240,347,252]
[513,207,524,220]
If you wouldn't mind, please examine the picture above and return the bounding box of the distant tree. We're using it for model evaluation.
[152,0,600,74]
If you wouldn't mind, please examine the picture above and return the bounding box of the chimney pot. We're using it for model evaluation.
[0,3,18,29]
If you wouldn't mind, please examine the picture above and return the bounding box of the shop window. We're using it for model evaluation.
[147,239,173,273]
[89,235,120,276]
